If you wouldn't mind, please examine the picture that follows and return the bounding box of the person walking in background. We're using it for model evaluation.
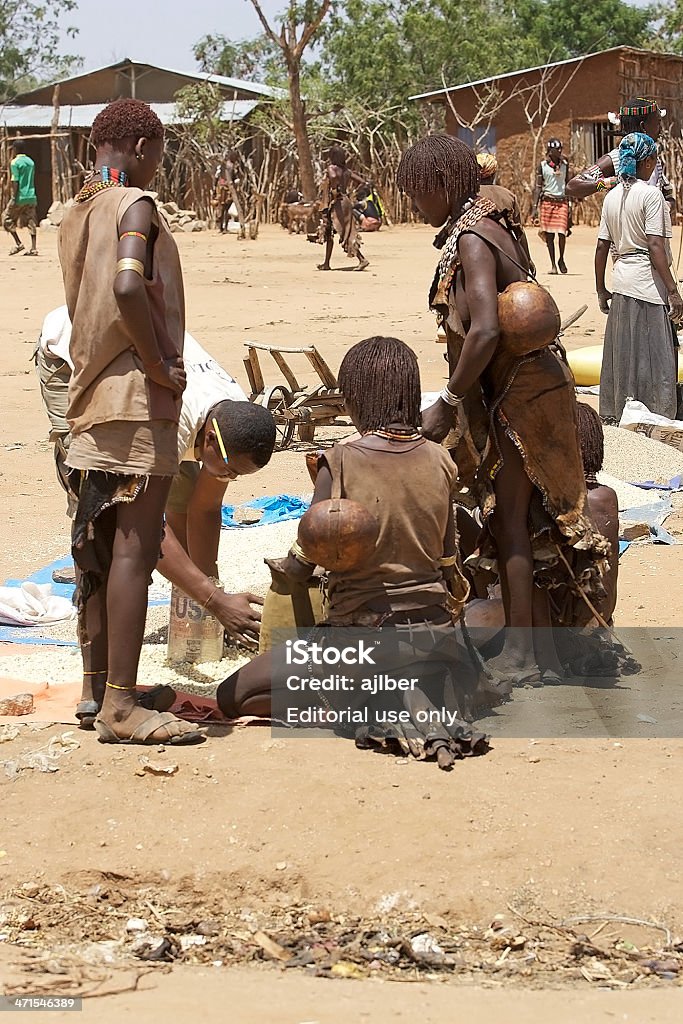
[4,140,38,256]
[595,132,683,424]
[532,139,571,274]
[314,146,369,271]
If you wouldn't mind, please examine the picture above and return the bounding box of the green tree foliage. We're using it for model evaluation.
[510,0,654,63]
[650,0,683,53]
[0,0,80,101]
[319,0,653,107]
[194,33,279,82]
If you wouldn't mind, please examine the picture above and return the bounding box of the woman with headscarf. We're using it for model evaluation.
[567,98,674,213]
[595,132,683,423]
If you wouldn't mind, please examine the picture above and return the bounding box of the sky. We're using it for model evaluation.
[58,0,286,74]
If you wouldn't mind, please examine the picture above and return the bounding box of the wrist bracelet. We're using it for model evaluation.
[438,554,458,567]
[290,540,316,566]
[144,358,163,371]
[440,386,463,407]
[202,585,218,610]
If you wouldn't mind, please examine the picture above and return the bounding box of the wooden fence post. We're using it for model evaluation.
[50,84,61,204]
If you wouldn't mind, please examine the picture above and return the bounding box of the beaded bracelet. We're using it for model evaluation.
[120,231,148,243]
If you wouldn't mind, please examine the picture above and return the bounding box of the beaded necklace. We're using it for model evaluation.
[74,166,129,204]
[368,428,421,441]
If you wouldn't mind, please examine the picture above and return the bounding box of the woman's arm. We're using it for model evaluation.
[113,198,185,395]
[566,153,617,199]
[646,234,683,322]
[421,234,500,443]
[595,238,612,314]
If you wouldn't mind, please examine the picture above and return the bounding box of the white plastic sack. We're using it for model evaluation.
[0,583,76,627]
[619,400,683,452]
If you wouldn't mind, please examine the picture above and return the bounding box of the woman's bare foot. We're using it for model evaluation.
[356,258,369,271]
[317,263,331,271]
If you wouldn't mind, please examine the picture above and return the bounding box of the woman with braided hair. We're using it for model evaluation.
[397,134,608,688]
[216,336,493,770]
[58,98,203,745]
[314,145,369,271]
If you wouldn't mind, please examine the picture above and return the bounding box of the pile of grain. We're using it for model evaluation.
[0,519,301,696]
[596,471,661,512]
[603,426,683,484]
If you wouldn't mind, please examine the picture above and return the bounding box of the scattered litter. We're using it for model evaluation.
[1,731,79,779]
[330,961,366,978]
[135,756,179,777]
[133,936,178,962]
[410,932,444,957]
[0,724,21,743]
[126,918,148,933]
[253,930,291,962]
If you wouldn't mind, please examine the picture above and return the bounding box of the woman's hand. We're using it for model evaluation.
[669,289,683,325]
[210,590,262,649]
[146,356,186,395]
[597,289,612,315]
[421,399,455,443]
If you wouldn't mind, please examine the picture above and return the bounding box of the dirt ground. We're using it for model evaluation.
[1,223,683,1020]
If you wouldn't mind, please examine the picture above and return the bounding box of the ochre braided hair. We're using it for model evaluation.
[396,134,479,199]
[576,402,604,478]
[91,99,164,147]
[338,336,421,434]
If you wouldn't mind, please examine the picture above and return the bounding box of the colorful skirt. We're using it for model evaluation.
[539,197,569,235]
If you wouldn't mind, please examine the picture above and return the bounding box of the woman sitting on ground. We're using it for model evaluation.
[217,336,488,769]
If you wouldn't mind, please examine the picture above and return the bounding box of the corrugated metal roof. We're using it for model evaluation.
[0,100,259,129]
[12,58,281,104]
[409,46,683,101]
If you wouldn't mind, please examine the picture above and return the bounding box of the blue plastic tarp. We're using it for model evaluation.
[221,494,310,529]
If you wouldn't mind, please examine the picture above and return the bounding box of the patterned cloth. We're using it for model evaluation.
[539,196,569,234]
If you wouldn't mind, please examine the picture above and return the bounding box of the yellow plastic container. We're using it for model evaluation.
[167,585,223,665]
[567,345,683,386]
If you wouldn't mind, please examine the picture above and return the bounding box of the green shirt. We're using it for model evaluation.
[10,154,37,205]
